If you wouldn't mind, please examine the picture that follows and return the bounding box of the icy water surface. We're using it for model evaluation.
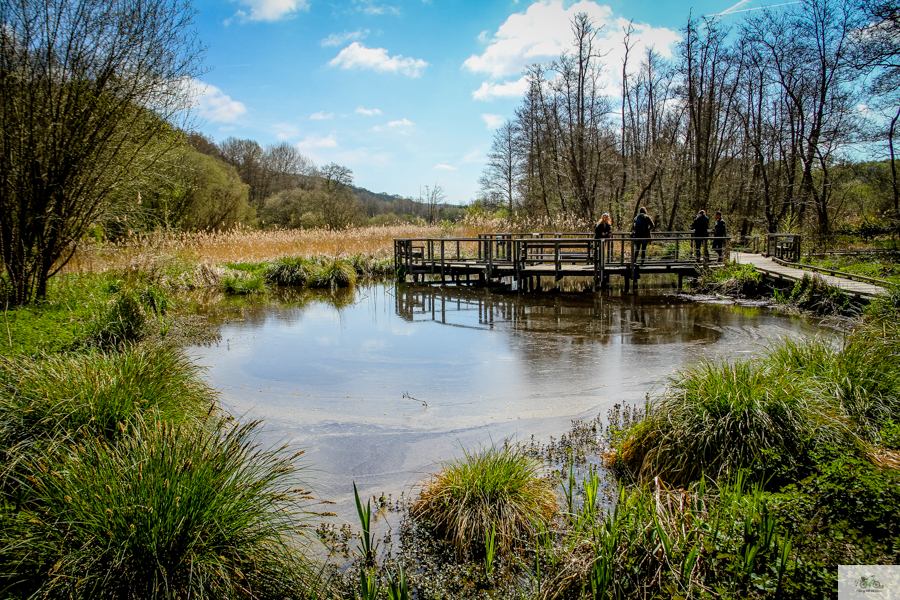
[186,282,826,514]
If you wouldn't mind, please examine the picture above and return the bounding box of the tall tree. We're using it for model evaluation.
[479,120,522,216]
[0,0,205,303]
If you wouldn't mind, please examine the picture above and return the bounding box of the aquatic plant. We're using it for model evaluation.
[694,262,763,296]
[308,259,358,289]
[784,273,857,316]
[0,419,324,600]
[266,256,312,286]
[411,444,557,557]
[616,357,856,485]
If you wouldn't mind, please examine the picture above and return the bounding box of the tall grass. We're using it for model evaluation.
[1,419,324,599]
[0,345,214,470]
[617,356,856,486]
[411,444,557,557]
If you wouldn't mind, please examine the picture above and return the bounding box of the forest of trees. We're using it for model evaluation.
[477,0,900,237]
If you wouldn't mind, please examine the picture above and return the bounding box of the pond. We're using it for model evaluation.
[186,281,826,519]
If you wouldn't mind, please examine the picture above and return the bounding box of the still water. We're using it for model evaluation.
[186,282,824,512]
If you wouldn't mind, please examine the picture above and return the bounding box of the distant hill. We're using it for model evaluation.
[351,185,465,220]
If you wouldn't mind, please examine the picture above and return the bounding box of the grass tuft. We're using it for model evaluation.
[1,419,324,600]
[411,444,557,557]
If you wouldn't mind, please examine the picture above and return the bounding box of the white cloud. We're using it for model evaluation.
[373,118,415,133]
[227,0,309,22]
[481,113,505,129]
[296,134,339,150]
[274,122,300,140]
[190,80,247,123]
[356,2,401,16]
[434,164,458,171]
[321,29,370,47]
[464,1,680,101]
[310,111,334,120]
[356,106,382,116]
[462,149,483,163]
[472,78,529,101]
[329,42,429,78]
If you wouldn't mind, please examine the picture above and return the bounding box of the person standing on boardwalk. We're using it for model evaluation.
[690,210,710,261]
[632,207,654,263]
[712,211,727,262]
[594,213,613,261]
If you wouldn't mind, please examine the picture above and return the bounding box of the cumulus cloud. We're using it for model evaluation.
[373,118,415,132]
[274,122,300,140]
[473,78,529,101]
[296,134,339,150]
[329,42,429,78]
[434,164,458,171]
[356,106,382,116]
[310,111,334,120]
[464,0,680,100]
[321,29,370,47]
[481,114,506,129]
[226,0,309,22]
[190,80,247,123]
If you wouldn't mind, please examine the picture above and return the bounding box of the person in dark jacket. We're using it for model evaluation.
[690,210,710,261]
[712,211,727,262]
[594,213,613,261]
[632,206,654,263]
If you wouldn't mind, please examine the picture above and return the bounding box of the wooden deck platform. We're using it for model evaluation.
[733,252,887,299]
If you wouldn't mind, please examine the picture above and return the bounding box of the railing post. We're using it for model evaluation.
[440,240,445,283]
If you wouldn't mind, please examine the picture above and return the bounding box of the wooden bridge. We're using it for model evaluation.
[393,231,735,293]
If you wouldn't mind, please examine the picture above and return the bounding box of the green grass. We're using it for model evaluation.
[307,259,358,289]
[616,354,858,486]
[0,345,215,473]
[410,444,557,557]
[694,262,763,296]
[0,419,324,600]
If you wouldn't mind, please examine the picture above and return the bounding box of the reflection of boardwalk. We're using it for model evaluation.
[734,252,887,299]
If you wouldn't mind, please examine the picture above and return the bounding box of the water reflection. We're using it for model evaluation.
[186,283,821,516]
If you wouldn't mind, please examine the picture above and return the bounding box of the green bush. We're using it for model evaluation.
[410,445,557,557]
[0,420,322,600]
[266,257,312,286]
[308,260,357,289]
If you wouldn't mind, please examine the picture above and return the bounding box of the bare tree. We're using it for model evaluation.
[420,184,447,224]
[479,120,522,215]
[0,0,205,303]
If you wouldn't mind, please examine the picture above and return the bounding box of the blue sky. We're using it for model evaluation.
[190,0,765,204]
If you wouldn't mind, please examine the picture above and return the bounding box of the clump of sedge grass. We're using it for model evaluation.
[411,444,557,557]
[266,257,312,286]
[764,335,900,444]
[1,419,324,600]
[617,357,857,486]
[308,259,357,289]
[0,345,214,466]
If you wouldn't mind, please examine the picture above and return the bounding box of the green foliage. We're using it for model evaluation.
[785,274,857,316]
[0,345,214,463]
[88,284,171,347]
[410,444,557,557]
[308,260,358,289]
[694,262,764,296]
[219,264,267,295]
[266,257,313,286]
[617,357,856,486]
[1,419,321,600]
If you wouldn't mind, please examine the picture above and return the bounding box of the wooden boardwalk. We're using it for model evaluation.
[733,252,887,299]
[394,232,725,292]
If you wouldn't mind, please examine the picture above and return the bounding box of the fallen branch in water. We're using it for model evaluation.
[403,391,427,407]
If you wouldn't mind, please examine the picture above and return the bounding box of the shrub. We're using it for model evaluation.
[410,445,557,557]
[0,420,323,600]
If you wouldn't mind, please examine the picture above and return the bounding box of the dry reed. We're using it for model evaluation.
[65,220,510,274]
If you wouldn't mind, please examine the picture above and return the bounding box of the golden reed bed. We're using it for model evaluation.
[65,221,506,273]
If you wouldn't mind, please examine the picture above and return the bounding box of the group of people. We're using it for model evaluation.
[593,208,728,262]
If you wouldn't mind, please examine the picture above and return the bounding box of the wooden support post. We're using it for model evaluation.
[678,273,683,290]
